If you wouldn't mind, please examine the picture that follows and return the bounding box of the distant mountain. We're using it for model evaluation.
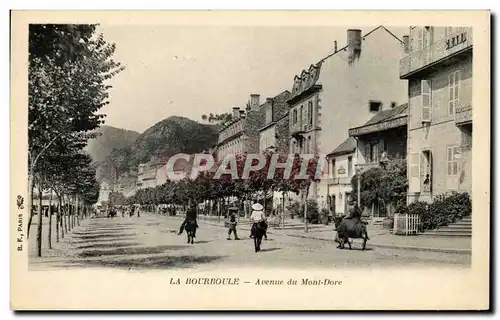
[85,125,140,163]
[128,116,219,168]
[91,117,219,184]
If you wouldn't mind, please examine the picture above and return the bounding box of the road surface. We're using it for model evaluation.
[28,213,470,270]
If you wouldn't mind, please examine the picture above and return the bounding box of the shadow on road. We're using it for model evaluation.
[61,255,225,270]
[259,248,281,252]
[193,240,212,244]
[75,242,142,250]
[72,236,137,244]
[78,245,188,258]
[73,233,137,241]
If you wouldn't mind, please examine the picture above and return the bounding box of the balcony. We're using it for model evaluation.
[455,103,472,126]
[290,122,306,138]
[400,27,473,79]
[355,162,381,172]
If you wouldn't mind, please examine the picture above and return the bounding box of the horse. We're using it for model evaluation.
[334,217,370,251]
[184,220,198,244]
[253,221,266,253]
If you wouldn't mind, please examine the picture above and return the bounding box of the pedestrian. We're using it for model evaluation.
[250,202,268,239]
[227,213,240,240]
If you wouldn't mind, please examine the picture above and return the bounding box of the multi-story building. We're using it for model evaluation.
[287,26,409,200]
[258,90,291,153]
[348,103,408,217]
[216,94,264,161]
[399,26,472,203]
[137,157,166,190]
[325,137,357,216]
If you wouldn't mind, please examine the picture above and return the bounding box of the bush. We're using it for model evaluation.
[402,192,471,231]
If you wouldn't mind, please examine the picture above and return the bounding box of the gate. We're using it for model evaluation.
[393,213,420,235]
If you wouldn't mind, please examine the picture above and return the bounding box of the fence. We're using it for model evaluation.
[393,213,420,236]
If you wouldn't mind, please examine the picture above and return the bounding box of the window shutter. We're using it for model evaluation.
[421,80,431,122]
[409,152,421,193]
[448,73,454,115]
[454,71,460,105]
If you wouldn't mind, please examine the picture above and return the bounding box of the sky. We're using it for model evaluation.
[97,25,408,133]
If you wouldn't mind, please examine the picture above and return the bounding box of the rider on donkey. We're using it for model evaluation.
[178,202,199,237]
[250,203,267,239]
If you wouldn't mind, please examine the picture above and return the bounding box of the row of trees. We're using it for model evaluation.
[201,112,232,125]
[124,152,322,228]
[28,24,124,256]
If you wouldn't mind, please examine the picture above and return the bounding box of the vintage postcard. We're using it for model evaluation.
[10,10,490,310]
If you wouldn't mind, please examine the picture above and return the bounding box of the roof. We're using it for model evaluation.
[288,26,404,104]
[348,103,408,137]
[327,137,357,157]
[362,103,408,127]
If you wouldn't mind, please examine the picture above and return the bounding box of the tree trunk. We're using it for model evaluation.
[75,195,80,226]
[48,189,53,249]
[263,190,267,217]
[63,198,68,235]
[304,186,310,233]
[27,175,35,239]
[36,180,43,257]
[56,195,60,242]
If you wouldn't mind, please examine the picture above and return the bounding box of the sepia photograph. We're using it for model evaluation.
[10,10,490,310]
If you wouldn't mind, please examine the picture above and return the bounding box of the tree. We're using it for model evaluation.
[29,24,124,256]
[350,159,408,216]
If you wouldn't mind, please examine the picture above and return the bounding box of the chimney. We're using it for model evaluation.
[334,40,338,53]
[239,109,246,119]
[403,35,410,53]
[232,106,240,119]
[266,97,273,105]
[250,94,260,110]
[347,29,362,64]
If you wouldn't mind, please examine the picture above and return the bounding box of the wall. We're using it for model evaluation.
[326,151,356,215]
[259,125,276,152]
[316,28,409,159]
[275,115,290,154]
[407,53,472,201]
[357,126,407,164]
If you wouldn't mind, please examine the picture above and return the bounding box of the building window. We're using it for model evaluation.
[348,156,353,177]
[421,79,432,122]
[369,101,382,113]
[332,158,336,178]
[300,105,303,127]
[365,141,379,162]
[448,71,460,116]
[447,146,460,176]
[307,101,313,126]
[444,27,455,37]
[293,109,297,124]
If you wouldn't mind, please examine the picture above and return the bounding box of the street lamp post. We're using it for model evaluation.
[355,165,362,209]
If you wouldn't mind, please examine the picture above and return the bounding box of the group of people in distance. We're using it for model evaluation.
[178,202,268,242]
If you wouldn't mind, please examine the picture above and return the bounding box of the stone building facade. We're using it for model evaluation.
[400,26,473,203]
[258,90,291,154]
[287,26,409,201]
[216,94,264,161]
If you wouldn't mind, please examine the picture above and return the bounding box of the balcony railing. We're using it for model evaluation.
[455,103,472,126]
[326,177,353,185]
[356,162,381,172]
[400,27,473,78]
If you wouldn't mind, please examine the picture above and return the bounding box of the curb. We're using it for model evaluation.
[185,216,472,255]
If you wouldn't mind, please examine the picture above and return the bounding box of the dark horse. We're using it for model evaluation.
[184,220,197,244]
[334,217,370,251]
[253,221,266,253]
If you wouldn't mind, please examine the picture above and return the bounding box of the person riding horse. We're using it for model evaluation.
[250,203,267,239]
[178,204,199,237]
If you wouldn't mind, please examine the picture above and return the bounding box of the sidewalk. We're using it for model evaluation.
[173,214,471,255]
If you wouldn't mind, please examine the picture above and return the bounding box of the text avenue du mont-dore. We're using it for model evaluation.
[170,277,342,286]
